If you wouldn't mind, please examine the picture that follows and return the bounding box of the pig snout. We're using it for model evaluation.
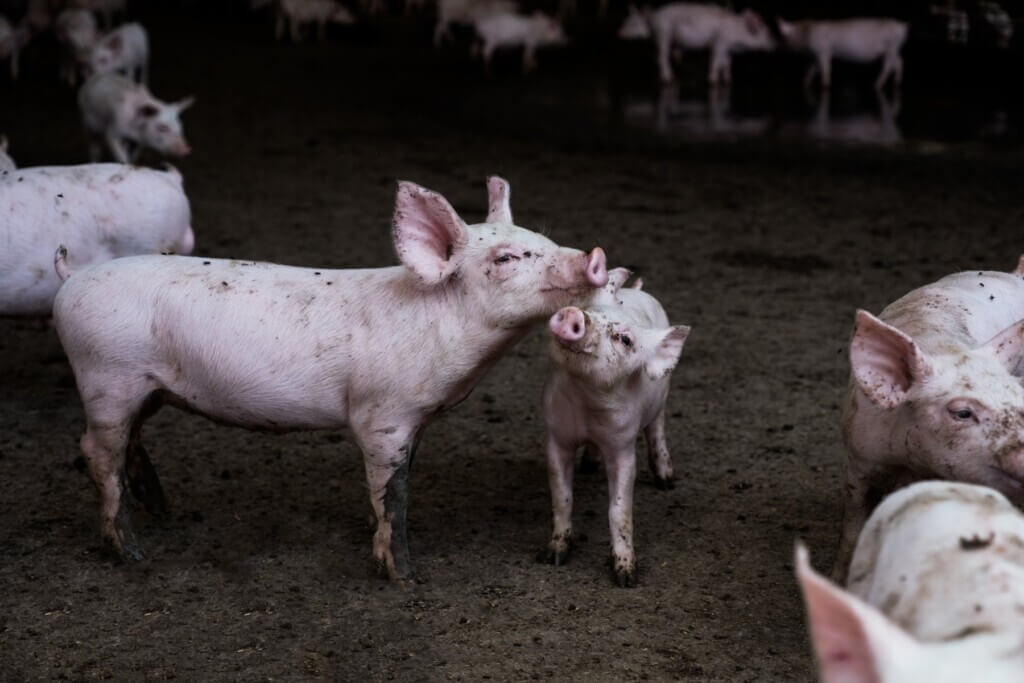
[171,139,191,156]
[550,306,587,342]
[586,247,608,287]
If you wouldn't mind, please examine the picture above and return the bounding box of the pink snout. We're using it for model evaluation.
[550,306,587,342]
[586,247,608,287]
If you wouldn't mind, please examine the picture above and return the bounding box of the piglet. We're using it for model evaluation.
[0,135,15,171]
[798,481,1024,682]
[55,8,98,85]
[86,21,148,83]
[52,176,608,582]
[618,3,775,85]
[277,0,354,42]
[833,257,1024,582]
[541,269,689,586]
[79,71,194,163]
[473,10,567,75]
[1,163,193,316]
[777,17,907,91]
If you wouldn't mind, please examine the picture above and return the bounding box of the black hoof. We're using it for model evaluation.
[537,544,572,566]
[653,475,675,491]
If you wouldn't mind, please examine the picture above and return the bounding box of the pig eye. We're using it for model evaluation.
[493,254,517,265]
[620,335,632,348]
[949,407,975,421]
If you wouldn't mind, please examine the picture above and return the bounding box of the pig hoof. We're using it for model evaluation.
[537,542,572,566]
[653,474,675,491]
[611,563,637,588]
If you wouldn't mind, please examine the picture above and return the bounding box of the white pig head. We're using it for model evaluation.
[391,177,607,328]
[776,18,808,49]
[548,304,689,386]
[131,95,194,156]
[849,309,1024,494]
[796,544,1023,683]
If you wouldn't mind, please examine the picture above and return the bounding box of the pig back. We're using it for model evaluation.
[847,481,1024,642]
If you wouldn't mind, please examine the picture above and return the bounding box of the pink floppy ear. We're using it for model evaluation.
[795,543,919,683]
[1013,254,1024,277]
[981,318,1024,377]
[392,181,468,286]
[849,309,932,409]
[486,175,512,223]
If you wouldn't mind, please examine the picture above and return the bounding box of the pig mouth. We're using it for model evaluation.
[553,338,595,356]
[985,466,1024,496]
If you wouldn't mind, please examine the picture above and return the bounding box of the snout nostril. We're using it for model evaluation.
[572,324,580,334]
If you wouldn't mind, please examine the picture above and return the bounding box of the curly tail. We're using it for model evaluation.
[54,245,73,282]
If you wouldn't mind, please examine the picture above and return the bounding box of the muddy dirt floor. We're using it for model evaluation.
[2,3,1024,680]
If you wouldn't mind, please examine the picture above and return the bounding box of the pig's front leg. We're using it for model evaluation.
[655,26,674,83]
[708,43,731,87]
[643,409,675,489]
[357,425,420,584]
[522,40,538,73]
[540,435,577,565]
[604,444,638,587]
[814,51,832,89]
[104,129,130,164]
[875,49,902,91]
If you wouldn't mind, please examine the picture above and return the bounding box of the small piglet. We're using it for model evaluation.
[618,3,775,85]
[278,0,354,41]
[79,71,194,163]
[833,258,1024,581]
[52,177,608,582]
[777,17,907,90]
[86,21,148,83]
[0,163,193,316]
[473,10,566,74]
[0,135,15,171]
[55,8,98,85]
[541,269,689,586]
[798,481,1024,682]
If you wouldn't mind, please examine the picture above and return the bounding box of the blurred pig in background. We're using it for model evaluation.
[472,10,566,75]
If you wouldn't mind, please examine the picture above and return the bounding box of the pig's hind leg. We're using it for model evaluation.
[78,382,162,561]
[124,393,169,517]
[643,409,675,489]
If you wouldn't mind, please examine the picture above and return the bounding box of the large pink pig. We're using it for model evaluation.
[798,481,1024,682]
[834,258,1024,581]
[1,162,193,316]
[52,177,608,583]
[541,270,689,586]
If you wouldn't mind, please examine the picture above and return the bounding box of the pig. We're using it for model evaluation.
[541,269,689,586]
[55,8,98,85]
[0,14,28,80]
[277,0,355,42]
[86,22,148,83]
[777,17,907,91]
[618,3,775,86]
[0,163,193,317]
[51,177,608,582]
[79,72,194,163]
[434,0,517,47]
[833,258,1024,582]
[0,135,15,171]
[472,10,567,75]
[797,481,1024,682]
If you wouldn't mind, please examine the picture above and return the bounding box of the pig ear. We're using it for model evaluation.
[486,175,513,223]
[849,309,932,409]
[981,318,1024,377]
[742,9,762,34]
[393,181,468,286]
[606,267,632,294]
[777,18,792,35]
[174,96,195,113]
[1013,255,1024,277]
[644,325,690,380]
[795,543,919,683]
[631,277,644,290]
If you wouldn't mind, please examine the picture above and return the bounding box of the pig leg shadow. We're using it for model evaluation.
[125,393,169,517]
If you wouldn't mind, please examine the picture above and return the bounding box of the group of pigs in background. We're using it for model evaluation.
[4,2,1024,682]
